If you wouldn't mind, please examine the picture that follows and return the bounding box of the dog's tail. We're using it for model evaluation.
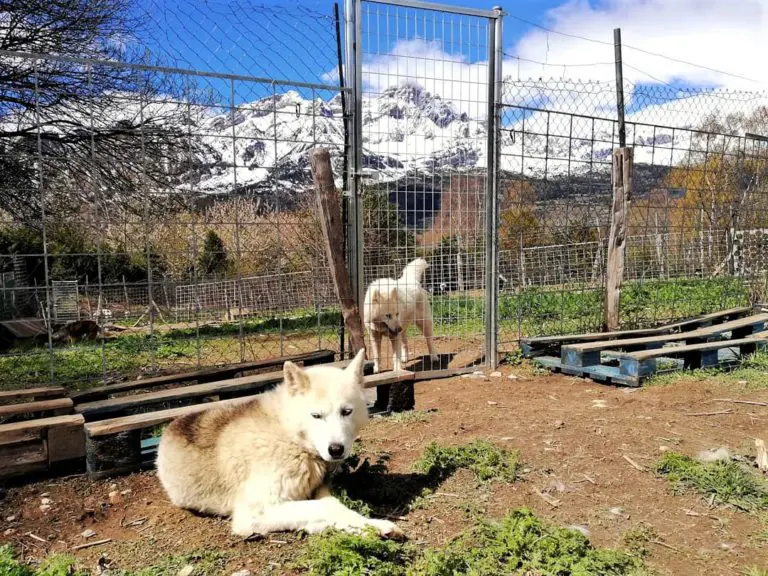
[399,258,429,286]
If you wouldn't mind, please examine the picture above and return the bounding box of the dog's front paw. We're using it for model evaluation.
[367,518,404,539]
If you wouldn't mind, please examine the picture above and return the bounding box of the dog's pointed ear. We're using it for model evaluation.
[346,348,366,384]
[283,360,310,395]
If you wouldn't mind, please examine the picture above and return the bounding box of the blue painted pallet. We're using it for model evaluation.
[560,313,768,368]
[535,336,765,387]
[520,307,751,358]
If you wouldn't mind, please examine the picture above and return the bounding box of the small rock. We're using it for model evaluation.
[177,566,194,576]
[659,445,670,452]
[522,468,532,474]
[39,504,51,513]
[108,491,123,505]
[508,374,519,380]
[40,498,52,506]
[608,506,624,516]
[591,399,607,409]
[487,401,498,406]
[3,528,14,536]
[568,524,591,538]
[738,380,748,385]
[472,370,484,376]
[490,371,502,378]
[40,492,50,498]
[553,420,565,429]
[698,448,731,463]
[5,515,16,522]
[81,529,96,539]
[231,571,252,576]
[109,483,118,491]
[120,489,132,496]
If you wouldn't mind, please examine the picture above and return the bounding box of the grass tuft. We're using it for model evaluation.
[0,546,226,576]
[654,451,768,513]
[413,439,520,483]
[622,523,659,558]
[296,509,647,576]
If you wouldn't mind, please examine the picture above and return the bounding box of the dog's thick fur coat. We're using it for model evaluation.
[363,257,438,372]
[156,350,401,538]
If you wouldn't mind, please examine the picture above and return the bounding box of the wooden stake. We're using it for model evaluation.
[310,148,366,356]
[604,147,633,331]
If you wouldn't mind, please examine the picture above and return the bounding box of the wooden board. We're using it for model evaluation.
[561,313,768,367]
[76,358,371,420]
[0,387,67,405]
[616,336,766,379]
[86,369,413,438]
[0,414,85,478]
[0,398,73,420]
[71,349,336,402]
[521,307,751,357]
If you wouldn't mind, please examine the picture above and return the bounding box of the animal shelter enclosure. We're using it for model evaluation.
[0,0,766,389]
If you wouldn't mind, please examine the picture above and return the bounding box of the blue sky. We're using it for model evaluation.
[135,0,766,108]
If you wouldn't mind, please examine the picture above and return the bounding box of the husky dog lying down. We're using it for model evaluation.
[363,257,439,372]
[156,349,401,538]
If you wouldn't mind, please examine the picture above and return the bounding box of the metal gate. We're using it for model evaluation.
[345,0,503,368]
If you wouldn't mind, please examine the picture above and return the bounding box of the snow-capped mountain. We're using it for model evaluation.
[183,80,768,204]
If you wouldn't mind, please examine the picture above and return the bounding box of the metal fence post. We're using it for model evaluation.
[344,0,364,316]
[485,7,503,368]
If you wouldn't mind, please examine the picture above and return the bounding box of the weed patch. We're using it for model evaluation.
[296,509,647,576]
[649,350,768,390]
[414,439,520,482]
[387,409,436,425]
[654,452,768,513]
[622,523,659,558]
[0,546,226,576]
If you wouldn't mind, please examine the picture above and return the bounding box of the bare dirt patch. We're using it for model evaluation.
[2,366,767,575]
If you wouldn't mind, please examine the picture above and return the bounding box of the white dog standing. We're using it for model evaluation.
[156,349,401,538]
[363,257,439,373]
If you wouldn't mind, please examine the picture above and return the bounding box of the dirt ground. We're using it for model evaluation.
[2,365,767,575]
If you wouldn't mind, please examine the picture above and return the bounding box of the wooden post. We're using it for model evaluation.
[604,147,633,331]
[310,148,366,356]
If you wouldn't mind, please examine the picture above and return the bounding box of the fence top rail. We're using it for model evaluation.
[365,0,503,19]
[0,49,350,94]
[503,103,751,140]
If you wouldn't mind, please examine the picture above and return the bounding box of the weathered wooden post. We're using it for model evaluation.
[310,148,414,412]
[604,147,633,331]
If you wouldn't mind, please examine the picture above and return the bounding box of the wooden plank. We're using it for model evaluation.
[47,417,86,463]
[0,398,73,420]
[413,367,477,381]
[0,387,67,405]
[604,147,633,331]
[86,365,400,438]
[86,396,256,438]
[0,440,49,478]
[71,349,336,402]
[311,148,366,355]
[76,358,369,420]
[563,313,768,359]
[0,414,84,444]
[617,336,767,378]
[362,370,414,389]
[521,306,751,357]
[534,356,639,387]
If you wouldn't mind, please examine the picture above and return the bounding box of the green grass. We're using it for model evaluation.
[413,439,520,483]
[743,568,768,576]
[0,546,226,576]
[654,452,768,513]
[621,523,659,558]
[387,409,436,424]
[296,509,648,576]
[649,350,768,390]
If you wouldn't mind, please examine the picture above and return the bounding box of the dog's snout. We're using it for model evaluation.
[328,443,345,459]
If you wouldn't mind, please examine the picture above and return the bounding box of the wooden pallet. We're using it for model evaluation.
[532,311,768,386]
[84,369,415,478]
[71,349,336,403]
[521,307,752,358]
[0,415,85,479]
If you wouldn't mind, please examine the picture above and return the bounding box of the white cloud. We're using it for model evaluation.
[511,0,768,90]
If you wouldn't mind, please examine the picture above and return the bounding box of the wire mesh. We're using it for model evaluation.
[358,1,495,370]
[0,38,348,389]
[498,81,768,346]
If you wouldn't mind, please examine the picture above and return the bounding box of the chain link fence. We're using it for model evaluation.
[1,0,767,388]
